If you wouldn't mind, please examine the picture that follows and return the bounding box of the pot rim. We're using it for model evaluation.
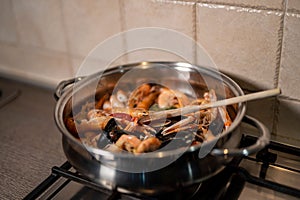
[54,61,246,159]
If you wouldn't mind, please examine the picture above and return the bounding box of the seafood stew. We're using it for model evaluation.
[65,82,234,155]
[55,62,271,193]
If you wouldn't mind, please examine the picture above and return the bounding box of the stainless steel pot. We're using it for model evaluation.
[54,62,270,195]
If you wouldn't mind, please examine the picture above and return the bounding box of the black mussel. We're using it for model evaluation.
[157,131,195,151]
[103,118,124,143]
[97,129,126,148]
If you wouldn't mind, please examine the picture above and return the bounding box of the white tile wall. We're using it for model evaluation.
[195,1,284,135]
[0,43,72,87]
[274,0,300,147]
[279,7,300,99]
[0,0,299,145]
[0,0,18,44]
[61,0,122,58]
[71,54,127,77]
[196,3,282,90]
[288,0,300,11]
[12,0,67,52]
[121,0,196,63]
[122,0,195,33]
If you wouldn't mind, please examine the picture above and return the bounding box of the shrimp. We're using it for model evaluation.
[128,84,152,108]
[65,117,78,137]
[114,134,162,153]
[110,94,125,108]
[121,119,156,139]
[87,109,108,120]
[68,82,234,154]
[115,134,141,152]
[95,93,109,109]
[135,137,161,153]
[157,88,177,108]
[218,106,232,130]
[112,107,149,119]
[76,116,114,133]
[116,90,128,103]
[103,100,112,111]
[101,92,127,112]
[157,88,190,109]
[161,116,197,136]
[136,91,160,110]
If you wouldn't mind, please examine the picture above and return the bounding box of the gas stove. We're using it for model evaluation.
[24,135,300,200]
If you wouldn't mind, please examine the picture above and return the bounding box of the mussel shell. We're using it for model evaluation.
[157,130,195,151]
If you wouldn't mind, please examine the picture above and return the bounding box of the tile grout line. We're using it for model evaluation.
[192,2,197,64]
[274,0,288,88]
[196,1,284,12]
[152,0,195,6]
[272,0,288,135]
[287,8,300,15]
[162,0,286,12]
[119,0,128,64]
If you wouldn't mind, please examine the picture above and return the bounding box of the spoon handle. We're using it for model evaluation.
[140,88,281,123]
[197,87,281,110]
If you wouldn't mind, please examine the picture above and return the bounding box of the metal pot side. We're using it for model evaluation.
[54,62,269,195]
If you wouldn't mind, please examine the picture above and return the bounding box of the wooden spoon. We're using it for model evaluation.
[139,88,281,124]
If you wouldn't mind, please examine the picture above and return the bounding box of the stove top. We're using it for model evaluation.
[24,135,300,200]
[0,88,20,108]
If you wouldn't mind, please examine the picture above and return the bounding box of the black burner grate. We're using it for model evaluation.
[24,136,300,200]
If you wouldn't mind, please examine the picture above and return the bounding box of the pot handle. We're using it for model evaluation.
[54,77,85,100]
[211,115,270,157]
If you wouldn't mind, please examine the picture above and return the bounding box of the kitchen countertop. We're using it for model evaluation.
[0,76,66,200]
